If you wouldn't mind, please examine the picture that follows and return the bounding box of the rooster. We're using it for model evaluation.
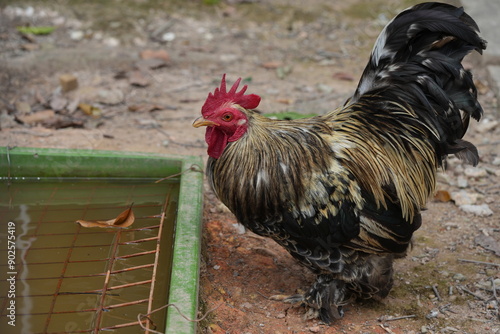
[193,2,486,323]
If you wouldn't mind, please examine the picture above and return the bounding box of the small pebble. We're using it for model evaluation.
[486,269,498,276]
[59,73,78,92]
[486,300,498,309]
[476,118,499,133]
[308,326,321,333]
[103,37,120,47]
[15,101,31,114]
[459,204,493,217]
[50,95,68,111]
[440,270,450,277]
[232,223,246,234]
[0,111,17,128]
[70,30,84,41]
[317,84,334,94]
[425,309,439,319]
[451,190,480,206]
[240,302,252,309]
[464,167,488,178]
[98,88,124,105]
[456,176,468,188]
[220,54,238,62]
[161,32,176,42]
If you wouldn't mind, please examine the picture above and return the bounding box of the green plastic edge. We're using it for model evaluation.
[0,146,204,334]
[166,156,204,334]
[0,146,184,178]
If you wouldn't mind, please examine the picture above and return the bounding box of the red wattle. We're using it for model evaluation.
[206,127,228,159]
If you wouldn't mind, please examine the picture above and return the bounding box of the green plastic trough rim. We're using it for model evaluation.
[0,146,203,334]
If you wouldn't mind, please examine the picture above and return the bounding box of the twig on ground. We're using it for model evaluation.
[439,303,454,314]
[457,285,487,301]
[11,129,54,137]
[457,259,500,267]
[378,314,416,322]
[432,285,442,301]
[379,324,396,334]
[492,277,498,301]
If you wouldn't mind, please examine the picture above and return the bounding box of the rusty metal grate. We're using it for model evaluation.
[0,180,178,334]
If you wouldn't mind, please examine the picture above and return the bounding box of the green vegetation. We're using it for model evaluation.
[264,111,318,120]
[17,25,55,35]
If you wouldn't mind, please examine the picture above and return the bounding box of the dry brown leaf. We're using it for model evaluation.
[128,103,163,113]
[276,98,294,105]
[129,70,151,87]
[77,205,135,228]
[261,61,283,69]
[434,190,451,202]
[139,49,170,62]
[17,109,55,125]
[135,58,167,70]
[333,71,355,81]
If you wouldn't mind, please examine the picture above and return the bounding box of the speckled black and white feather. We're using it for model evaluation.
[351,3,486,170]
[204,2,486,324]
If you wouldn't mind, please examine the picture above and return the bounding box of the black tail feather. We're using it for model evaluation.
[351,2,486,166]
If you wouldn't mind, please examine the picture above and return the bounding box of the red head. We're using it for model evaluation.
[193,74,261,159]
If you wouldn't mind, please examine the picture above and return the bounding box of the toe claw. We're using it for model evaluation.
[270,293,303,304]
[283,294,304,304]
[269,294,289,301]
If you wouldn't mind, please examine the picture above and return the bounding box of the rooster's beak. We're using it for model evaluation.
[193,117,218,128]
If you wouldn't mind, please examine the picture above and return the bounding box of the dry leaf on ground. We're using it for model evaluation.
[434,190,451,202]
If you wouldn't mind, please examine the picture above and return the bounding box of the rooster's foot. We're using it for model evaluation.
[270,275,348,323]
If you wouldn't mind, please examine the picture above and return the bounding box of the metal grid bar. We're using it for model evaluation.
[145,192,170,332]
[43,206,83,333]
[1,180,175,333]
[93,224,123,334]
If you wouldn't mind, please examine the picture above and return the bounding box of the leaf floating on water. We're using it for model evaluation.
[77,205,135,228]
[110,205,136,228]
[76,219,112,228]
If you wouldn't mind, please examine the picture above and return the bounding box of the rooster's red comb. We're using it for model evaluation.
[201,74,261,116]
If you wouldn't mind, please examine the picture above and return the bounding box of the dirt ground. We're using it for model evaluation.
[1,1,499,333]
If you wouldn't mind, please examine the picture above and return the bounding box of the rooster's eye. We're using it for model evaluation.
[222,113,233,122]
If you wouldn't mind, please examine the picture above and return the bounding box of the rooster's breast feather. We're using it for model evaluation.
[208,110,428,262]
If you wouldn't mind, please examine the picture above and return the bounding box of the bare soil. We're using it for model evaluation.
[1,1,499,333]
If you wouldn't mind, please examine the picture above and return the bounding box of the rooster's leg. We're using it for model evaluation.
[272,274,350,324]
